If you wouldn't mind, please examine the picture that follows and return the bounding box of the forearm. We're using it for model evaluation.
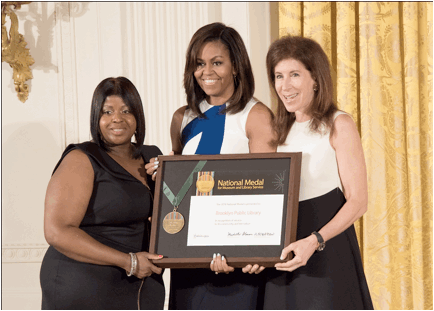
[48,226,130,271]
[317,198,367,243]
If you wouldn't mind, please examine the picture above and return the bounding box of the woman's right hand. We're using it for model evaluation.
[134,252,164,278]
[145,157,159,181]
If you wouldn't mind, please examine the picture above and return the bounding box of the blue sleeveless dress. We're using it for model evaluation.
[169,99,266,310]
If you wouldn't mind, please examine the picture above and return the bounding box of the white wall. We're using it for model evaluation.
[1,2,274,309]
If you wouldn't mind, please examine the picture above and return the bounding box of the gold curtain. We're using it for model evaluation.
[278,2,432,310]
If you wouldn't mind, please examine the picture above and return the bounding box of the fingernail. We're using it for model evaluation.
[155,157,158,161]
[213,253,216,259]
[280,256,284,260]
[221,255,225,261]
[153,171,157,175]
[217,253,221,257]
[154,165,158,169]
[158,255,163,258]
[154,161,159,165]
[211,260,214,265]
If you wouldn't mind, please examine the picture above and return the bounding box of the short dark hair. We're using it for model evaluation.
[184,22,255,117]
[266,35,338,145]
[90,77,145,158]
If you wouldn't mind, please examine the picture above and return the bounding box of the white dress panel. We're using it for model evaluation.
[277,111,347,201]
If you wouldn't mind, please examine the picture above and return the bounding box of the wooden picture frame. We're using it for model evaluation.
[149,152,301,268]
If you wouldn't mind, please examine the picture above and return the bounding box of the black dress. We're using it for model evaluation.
[262,188,374,309]
[170,269,265,310]
[263,112,374,309]
[40,142,165,310]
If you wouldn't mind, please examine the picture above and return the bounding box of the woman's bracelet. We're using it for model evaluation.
[126,252,137,277]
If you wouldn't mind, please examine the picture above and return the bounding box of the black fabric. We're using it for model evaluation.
[40,142,164,309]
[262,188,374,310]
[169,268,265,310]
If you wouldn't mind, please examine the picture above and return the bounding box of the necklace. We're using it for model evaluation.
[162,161,207,234]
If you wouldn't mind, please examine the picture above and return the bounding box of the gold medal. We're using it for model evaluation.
[163,210,185,234]
[161,161,208,234]
[196,172,215,194]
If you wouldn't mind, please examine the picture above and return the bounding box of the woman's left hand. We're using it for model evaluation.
[242,264,265,274]
[274,234,318,272]
[210,253,234,274]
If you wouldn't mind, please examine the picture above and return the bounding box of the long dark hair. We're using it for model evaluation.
[90,77,145,159]
[184,22,255,117]
[266,35,338,145]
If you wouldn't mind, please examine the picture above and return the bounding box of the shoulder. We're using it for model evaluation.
[173,105,188,119]
[333,110,349,121]
[246,101,274,133]
[68,141,100,155]
[61,142,96,163]
[333,112,356,132]
[245,100,276,151]
[140,145,163,162]
[171,105,188,134]
[171,106,188,126]
[64,148,90,162]
[53,146,93,177]
[248,101,273,119]
[251,101,272,113]
[331,112,359,148]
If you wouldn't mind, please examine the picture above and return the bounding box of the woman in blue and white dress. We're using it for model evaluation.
[262,36,373,309]
[147,22,275,309]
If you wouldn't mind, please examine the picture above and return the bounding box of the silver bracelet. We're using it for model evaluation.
[127,252,137,277]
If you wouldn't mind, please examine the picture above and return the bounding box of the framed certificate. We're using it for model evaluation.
[149,153,301,268]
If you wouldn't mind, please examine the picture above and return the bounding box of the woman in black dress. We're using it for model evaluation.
[263,36,373,309]
[40,77,165,309]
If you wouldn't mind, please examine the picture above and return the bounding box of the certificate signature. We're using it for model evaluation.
[187,194,284,246]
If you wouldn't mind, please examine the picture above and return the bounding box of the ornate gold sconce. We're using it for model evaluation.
[2,2,34,103]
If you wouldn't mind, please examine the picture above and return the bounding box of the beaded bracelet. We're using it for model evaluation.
[126,252,137,277]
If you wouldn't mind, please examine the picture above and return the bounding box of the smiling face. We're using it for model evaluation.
[274,58,316,121]
[194,41,236,106]
[99,95,137,147]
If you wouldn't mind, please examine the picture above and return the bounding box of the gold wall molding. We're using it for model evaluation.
[1,2,34,102]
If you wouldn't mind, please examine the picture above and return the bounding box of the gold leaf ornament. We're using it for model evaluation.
[1,2,34,103]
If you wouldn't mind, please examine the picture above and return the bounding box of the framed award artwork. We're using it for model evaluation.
[149,153,302,268]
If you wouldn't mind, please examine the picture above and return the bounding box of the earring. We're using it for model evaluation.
[313,84,318,92]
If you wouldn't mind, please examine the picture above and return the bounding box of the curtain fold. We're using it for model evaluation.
[278,2,432,310]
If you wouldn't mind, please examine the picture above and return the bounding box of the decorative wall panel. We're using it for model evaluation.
[121,2,211,153]
[2,244,48,263]
[54,2,79,148]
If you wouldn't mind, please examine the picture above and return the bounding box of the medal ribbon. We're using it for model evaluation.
[163,161,207,207]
